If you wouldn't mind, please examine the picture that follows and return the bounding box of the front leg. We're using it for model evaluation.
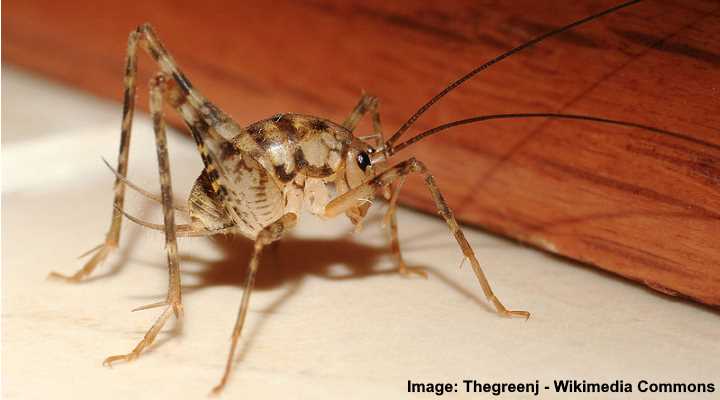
[103,73,183,366]
[344,94,419,273]
[326,158,529,319]
[382,174,428,278]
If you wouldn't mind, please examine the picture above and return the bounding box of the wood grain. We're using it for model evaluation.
[4,0,719,306]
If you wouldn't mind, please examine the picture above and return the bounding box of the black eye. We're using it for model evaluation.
[356,152,371,171]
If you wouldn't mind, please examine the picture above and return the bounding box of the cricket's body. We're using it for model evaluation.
[188,113,372,239]
[48,0,652,395]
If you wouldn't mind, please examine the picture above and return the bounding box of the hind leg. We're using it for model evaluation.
[103,73,184,365]
[50,23,224,282]
[48,29,145,282]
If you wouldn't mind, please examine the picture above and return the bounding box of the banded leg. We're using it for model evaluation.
[48,28,144,281]
[212,213,297,395]
[381,175,427,278]
[50,23,227,282]
[102,157,188,213]
[342,94,382,144]
[339,94,388,208]
[344,95,421,275]
[326,158,529,319]
[343,94,392,196]
[103,73,183,366]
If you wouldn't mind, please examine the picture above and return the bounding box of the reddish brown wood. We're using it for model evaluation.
[4,0,719,306]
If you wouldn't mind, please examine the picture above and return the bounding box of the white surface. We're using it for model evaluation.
[2,66,718,399]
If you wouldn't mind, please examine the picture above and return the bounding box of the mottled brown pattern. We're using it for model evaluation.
[219,141,240,161]
[273,114,298,139]
[310,118,330,132]
[273,164,297,182]
[245,123,265,144]
[292,148,334,177]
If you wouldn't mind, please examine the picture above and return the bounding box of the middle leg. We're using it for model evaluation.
[212,213,297,394]
[342,93,383,147]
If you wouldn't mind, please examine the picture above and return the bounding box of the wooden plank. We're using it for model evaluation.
[4,0,719,306]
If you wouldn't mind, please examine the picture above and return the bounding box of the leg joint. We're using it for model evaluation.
[406,157,427,175]
[360,94,378,112]
[137,23,154,35]
[150,72,169,89]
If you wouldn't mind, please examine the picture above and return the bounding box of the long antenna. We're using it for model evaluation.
[384,0,643,153]
[390,113,717,154]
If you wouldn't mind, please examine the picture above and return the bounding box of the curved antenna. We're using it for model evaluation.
[384,0,643,153]
[390,113,717,154]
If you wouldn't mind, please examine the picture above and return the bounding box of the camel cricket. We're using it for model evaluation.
[51,0,665,394]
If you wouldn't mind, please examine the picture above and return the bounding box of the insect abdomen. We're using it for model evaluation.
[189,171,233,232]
[189,154,285,239]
